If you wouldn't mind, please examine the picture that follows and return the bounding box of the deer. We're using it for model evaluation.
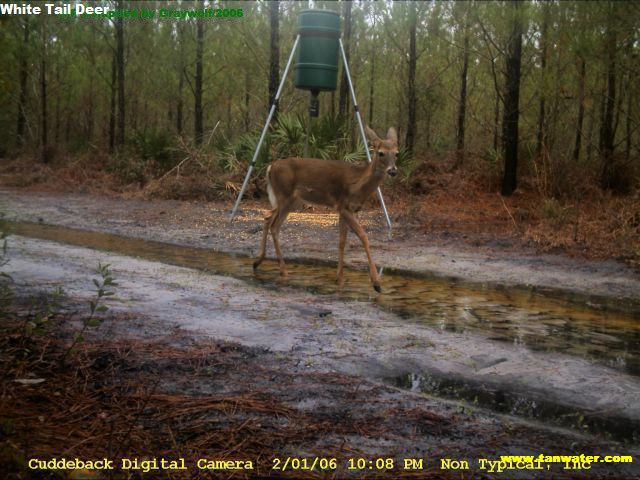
[252,125,398,293]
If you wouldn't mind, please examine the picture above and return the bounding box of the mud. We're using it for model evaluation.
[2,189,639,305]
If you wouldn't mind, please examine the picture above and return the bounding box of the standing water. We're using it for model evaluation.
[9,221,640,376]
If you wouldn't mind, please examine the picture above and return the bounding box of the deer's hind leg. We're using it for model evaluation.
[253,209,277,270]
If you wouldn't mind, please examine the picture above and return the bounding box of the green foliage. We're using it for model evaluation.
[131,129,178,175]
[221,131,269,174]
[1,2,638,198]
[342,137,367,163]
[468,148,503,189]
[62,262,117,360]
[269,113,357,162]
[395,148,417,179]
[108,154,148,185]
[271,113,306,155]
[89,262,117,320]
[221,113,366,177]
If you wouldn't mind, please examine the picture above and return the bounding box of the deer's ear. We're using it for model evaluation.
[365,125,380,143]
[386,127,398,143]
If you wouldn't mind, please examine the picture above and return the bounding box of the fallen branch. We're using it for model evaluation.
[498,193,518,231]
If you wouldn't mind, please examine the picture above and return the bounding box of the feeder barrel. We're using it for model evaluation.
[294,10,341,92]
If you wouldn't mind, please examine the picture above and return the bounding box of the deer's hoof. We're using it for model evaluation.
[373,284,381,293]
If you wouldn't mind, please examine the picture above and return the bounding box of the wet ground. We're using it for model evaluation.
[2,190,639,305]
[2,189,640,478]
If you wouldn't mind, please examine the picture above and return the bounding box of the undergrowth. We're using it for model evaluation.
[0,125,637,267]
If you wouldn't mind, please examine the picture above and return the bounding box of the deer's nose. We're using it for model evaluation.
[387,167,398,177]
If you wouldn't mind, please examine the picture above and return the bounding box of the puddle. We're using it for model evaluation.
[9,221,640,377]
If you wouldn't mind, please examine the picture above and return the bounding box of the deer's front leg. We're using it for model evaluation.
[270,218,287,279]
[337,215,348,288]
[340,209,381,293]
[253,210,276,270]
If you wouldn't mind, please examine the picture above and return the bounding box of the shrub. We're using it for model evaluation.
[108,154,149,186]
[131,129,178,175]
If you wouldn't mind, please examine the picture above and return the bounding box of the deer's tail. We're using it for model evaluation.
[266,165,277,209]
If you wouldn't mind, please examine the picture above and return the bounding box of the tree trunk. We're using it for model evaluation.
[109,50,116,153]
[116,0,125,147]
[455,9,469,167]
[425,108,432,149]
[244,69,250,132]
[338,0,352,119]
[40,22,48,159]
[536,3,549,157]
[405,1,417,155]
[612,46,626,143]
[493,89,500,151]
[330,91,335,117]
[177,67,183,135]
[572,57,586,161]
[501,3,523,196]
[16,17,29,148]
[64,89,71,145]
[488,54,501,151]
[586,88,599,163]
[481,24,502,152]
[368,50,375,124]
[268,0,279,116]
[176,24,184,135]
[226,97,232,138]
[600,5,616,188]
[131,96,137,131]
[625,75,632,161]
[367,14,376,125]
[194,0,204,146]
[86,71,94,143]
[54,55,60,144]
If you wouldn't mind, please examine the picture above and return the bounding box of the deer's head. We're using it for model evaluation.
[365,126,399,177]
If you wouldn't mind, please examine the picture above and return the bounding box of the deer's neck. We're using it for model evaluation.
[356,160,386,195]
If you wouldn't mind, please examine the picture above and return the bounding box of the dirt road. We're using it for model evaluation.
[2,189,639,304]
[2,189,640,478]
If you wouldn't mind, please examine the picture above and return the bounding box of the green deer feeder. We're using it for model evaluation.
[294,10,341,96]
[230,8,391,231]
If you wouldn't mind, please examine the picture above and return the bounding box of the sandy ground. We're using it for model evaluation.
[2,189,640,478]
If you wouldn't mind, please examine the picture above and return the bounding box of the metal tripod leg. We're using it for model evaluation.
[229,35,301,222]
[339,38,393,232]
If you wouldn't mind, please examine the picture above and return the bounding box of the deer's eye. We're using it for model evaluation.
[378,151,385,157]
[395,152,399,158]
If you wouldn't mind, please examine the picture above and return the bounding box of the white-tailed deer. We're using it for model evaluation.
[253,126,398,292]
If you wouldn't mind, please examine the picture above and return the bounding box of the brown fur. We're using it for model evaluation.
[253,126,398,292]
